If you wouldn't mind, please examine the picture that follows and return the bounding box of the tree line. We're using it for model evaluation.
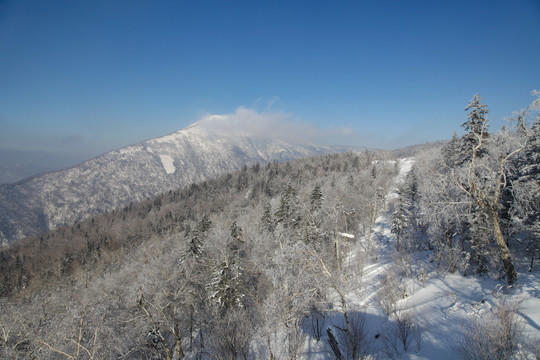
[1,148,399,359]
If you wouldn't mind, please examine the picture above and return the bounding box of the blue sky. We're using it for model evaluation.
[1,0,539,160]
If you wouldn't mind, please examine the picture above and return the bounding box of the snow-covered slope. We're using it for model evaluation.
[296,158,540,359]
[0,123,346,244]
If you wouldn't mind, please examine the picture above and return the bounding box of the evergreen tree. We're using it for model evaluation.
[310,185,324,212]
[207,259,244,312]
[498,180,515,246]
[236,164,249,191]
[526,218,540,272]
[230,221,242,242]
[442,132,466,167]
[467,209,491,275]
[370,164,377,182]
[462,94,489,161]
[391,189,411,250]
[260,202,275,233]
[185,214,212,259]
[520,115,540,270]
[521,116,540,183]
[275,183,300,229]
[228,221,245,256]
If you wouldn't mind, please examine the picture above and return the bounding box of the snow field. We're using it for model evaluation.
[291,157,539,359]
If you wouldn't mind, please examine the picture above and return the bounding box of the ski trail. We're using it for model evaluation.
[348,158,414,308]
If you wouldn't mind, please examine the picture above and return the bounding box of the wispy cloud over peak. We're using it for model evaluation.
[190,107,355,145]
[194,107,292,139]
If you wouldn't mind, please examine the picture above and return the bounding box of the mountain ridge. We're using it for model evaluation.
[0,121,357,244]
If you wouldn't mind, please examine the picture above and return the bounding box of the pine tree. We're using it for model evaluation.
[185,214,212,259]
[310,185,324,212]
[526,219,540,270]
[443,132,466,167]
[236,164,249,191]
[520,115,540,270]
[230,221,242,242]
[391,189,411,251]
[275,183,300,229]
[260,202,275,233]
[521,116,540,183]
[207,258,244,312]
[467,209,491,275]
[462,94,489,161]
[228,221,245,256]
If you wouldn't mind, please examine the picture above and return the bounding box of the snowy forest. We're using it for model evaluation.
[1,93,540,359]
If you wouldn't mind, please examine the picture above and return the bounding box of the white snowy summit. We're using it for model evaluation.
[0,121,348,244]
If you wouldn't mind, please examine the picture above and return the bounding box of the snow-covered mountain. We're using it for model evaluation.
[0,121,348,244]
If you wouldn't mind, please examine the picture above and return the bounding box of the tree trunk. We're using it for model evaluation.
[174,323,184,360]
[267,336,275,360]
[445,233,455,274]
[491,212,517,284]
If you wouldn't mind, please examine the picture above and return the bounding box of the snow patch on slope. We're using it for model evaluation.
[159,154,176,174]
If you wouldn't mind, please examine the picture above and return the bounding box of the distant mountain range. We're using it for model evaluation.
[0,121,354,244]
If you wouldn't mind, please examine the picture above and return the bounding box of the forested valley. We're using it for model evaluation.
[1,93,539,359]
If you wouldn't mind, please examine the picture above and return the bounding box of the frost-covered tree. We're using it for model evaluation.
[229,221,242,242]
[207,258,245,312]
[462,94,489,161]
[310,185,324,212]
[275,183,300,229]
[450,95,524,283]
[391,189,411,251]
[260,202,275,233]
[466,209,492,275]
[184,214,212,259]
[513,93,540,270]
[443,132,466,167]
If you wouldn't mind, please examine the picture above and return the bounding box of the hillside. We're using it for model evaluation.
[1,147,538,359]
[0,121,349,244]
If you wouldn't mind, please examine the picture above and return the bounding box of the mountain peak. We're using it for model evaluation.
[0,124,346,244]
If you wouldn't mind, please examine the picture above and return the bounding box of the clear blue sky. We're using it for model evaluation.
[1,0,539,159]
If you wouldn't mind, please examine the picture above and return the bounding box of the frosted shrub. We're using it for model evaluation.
[456,299,527,360]
[383,308,422,358]
[377,269,401,317]
[337,312,371,360]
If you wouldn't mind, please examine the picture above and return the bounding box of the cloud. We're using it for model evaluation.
[195,106,358,146]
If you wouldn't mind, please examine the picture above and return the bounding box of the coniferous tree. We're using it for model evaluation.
[275,183,300,229]
[519,115,540,270]
[310,185,324,212]
[230,221,242,242]
[455,95,518,284]
[208,258,244,312]
[185,214,212,259]
[260,202,275,233]
[462,94,489,161]
[467,209,491,275]
[521,116,540,183]
[527,220,540,272]
[442,132,465,167]
[391,189,411,251]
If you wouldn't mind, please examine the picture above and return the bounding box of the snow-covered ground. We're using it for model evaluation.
[295,158,540,359]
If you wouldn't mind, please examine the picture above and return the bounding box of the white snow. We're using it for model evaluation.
[159,154,176,174]
[293,157,540,359]
[338,232,355,239]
